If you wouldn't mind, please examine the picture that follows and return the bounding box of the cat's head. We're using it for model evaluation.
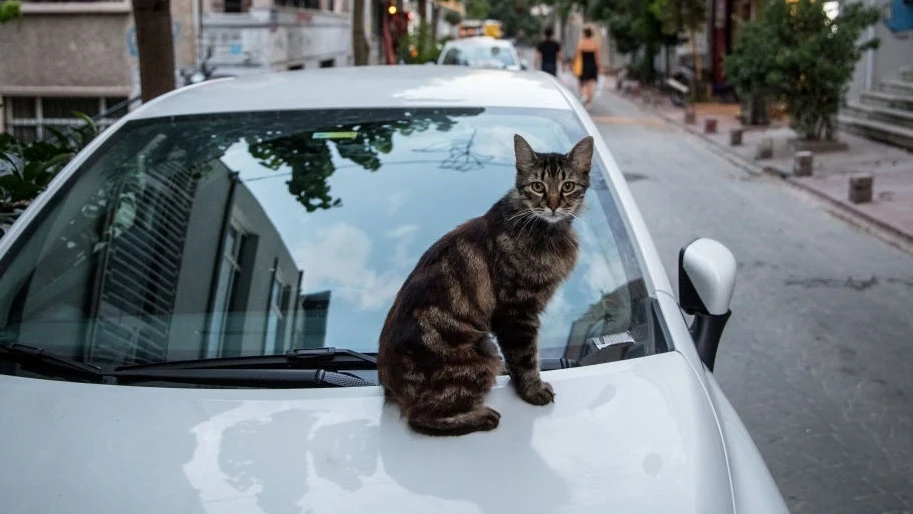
[512,134,594,223]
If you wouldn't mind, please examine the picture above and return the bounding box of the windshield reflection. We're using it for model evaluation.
[0,107,666,376]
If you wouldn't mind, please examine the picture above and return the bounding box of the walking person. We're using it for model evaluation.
[572,26,600,107]
[535,27,560,76]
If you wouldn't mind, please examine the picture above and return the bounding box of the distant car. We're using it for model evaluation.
[437,36,528,71]
[0,66,788,513]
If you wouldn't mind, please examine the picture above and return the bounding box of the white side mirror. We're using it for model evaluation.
[679,238,736,316]
[678,238,737,371]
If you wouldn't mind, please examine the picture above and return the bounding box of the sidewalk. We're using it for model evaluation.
[594,76,913,248]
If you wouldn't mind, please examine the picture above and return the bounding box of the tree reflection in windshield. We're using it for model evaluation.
[241,109,477,212]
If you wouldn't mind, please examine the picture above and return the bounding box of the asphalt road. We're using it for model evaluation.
[589,89,913,513]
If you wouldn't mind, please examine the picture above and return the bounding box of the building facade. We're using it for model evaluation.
[0,0,356,139]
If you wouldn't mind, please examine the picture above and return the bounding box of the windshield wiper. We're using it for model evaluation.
[114,368,375,388]
[0,343,375,387]
[114,346,377,372]
[0,343,106,382]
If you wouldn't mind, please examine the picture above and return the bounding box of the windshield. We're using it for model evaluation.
[447,44,516,67]
[0,107,668,379]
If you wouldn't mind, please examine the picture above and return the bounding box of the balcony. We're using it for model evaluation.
[19,0,130,15]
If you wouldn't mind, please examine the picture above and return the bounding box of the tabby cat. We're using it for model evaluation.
[377,134,595,436]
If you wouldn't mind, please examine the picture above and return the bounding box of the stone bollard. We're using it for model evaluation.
[704,118,718,134]
[755,137,773,159]
[793,151,813,177]
[684,108,696,124]
[730,127,743,146]
[848,174,874,204]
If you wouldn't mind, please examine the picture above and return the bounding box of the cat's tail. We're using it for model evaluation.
[407,407,501,437]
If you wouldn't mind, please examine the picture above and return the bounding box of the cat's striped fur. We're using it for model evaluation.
[377,134,594,436]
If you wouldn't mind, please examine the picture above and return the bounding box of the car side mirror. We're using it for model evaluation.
[678,238,736,372]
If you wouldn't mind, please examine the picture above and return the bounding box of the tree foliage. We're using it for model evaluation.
[0,116,99,218]
[649,0,706,83]
[0,0,20,23]
[486,0,541,41]
[724,0,880,140]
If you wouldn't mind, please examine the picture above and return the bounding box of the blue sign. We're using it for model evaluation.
[884,0,913,33]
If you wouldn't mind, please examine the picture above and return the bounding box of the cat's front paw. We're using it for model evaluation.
[517,381,555,406]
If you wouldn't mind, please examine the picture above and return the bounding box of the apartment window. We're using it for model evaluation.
[275,0,320,8]
[265,276,290,354]
[223,0,242,12]
[205,224,245,358]
[3,96,128,142]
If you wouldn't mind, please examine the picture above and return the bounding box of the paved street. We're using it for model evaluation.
[590,89,913,513]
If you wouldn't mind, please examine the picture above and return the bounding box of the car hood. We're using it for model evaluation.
[0,351,734,514]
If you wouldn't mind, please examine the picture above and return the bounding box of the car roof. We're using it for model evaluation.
[131,66,570,119]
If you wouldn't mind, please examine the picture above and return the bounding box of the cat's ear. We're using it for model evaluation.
[567,136,595,173]
[514,134,538,172]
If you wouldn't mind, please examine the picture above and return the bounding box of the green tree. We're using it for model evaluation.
[352,0,370,64]
[725,0,880,140]
[586,0,675,82]
[0,0,21,23]
[649,0,706,86]
[486,0,541,41]
[723,15,775,125]
[465,0,489,20]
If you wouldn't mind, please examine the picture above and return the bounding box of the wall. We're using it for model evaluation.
[847,0,913,100]
[0,8,133,97]
[203,6,352,75]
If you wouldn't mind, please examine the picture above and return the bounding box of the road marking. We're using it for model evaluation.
[592,116,666,126]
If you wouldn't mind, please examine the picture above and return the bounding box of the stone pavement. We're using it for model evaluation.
[581,73,913,249]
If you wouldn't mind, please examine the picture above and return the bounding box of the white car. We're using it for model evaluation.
[0,67,788,514]
[437,36,528,71]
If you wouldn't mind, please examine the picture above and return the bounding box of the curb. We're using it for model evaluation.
[634,96,913,254]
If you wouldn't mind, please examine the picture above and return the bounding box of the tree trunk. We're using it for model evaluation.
[417,0,427,27]
[690,30,702,82]
[132,0,175,103]
[430,2,441,43]
[352,0,370,65]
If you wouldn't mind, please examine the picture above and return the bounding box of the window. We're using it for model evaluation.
[265,274,289,354]
[223,0,243,12]
[275,0,320,9]
[3,96,128,142]
[205,225,245,358]
[442,49,461,65]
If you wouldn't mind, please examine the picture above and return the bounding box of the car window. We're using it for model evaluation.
[441,48,460,65]
[0,107,668,379]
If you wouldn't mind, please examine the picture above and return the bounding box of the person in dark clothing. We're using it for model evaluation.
[535,28,560,76]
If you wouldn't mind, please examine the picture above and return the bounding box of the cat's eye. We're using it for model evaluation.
[529,182,545,193]
[561,182,576,193]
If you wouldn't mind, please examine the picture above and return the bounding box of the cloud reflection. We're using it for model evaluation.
[295,221,406,311]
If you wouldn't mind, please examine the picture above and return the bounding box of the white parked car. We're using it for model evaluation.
[0,66,789,514]
[437,36,528,71]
